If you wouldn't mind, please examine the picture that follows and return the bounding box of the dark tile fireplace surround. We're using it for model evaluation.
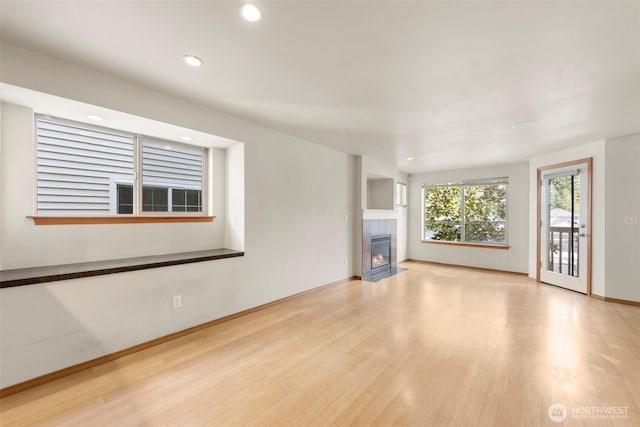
[362,219,401,281]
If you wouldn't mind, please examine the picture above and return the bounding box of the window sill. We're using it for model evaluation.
[0,248,243,288]
[27,215,215,225]
[421,240,510,250]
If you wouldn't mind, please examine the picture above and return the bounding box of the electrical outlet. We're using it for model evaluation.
[624,216,638,225]
[172,295,182,309]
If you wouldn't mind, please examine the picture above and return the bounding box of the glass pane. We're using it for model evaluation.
[424,186,462,241]
[172,188,185,206]
[464,185,507,243]
[547,174,579,277]
[171,189,201,212]
[117,184,133,214]
[371,236,391,269]
[143,186,168,212]
[142,139,203,212]
[186,189,200,206]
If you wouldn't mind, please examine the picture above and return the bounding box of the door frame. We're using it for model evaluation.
[536,157,593,295]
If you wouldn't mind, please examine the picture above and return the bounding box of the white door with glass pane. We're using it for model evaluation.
[539,162,590,294]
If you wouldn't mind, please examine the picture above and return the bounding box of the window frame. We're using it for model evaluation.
[31,114,211,224]
[421,177,510,249]
[136,135,208,216]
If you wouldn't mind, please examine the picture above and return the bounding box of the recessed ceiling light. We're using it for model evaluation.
[180,136,192,141]
[182,54,203,67]
[406,157,414,161]
[86,115,103,121]
[240,4,261,21]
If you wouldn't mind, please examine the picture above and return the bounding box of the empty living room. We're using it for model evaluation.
[0,1,638,426]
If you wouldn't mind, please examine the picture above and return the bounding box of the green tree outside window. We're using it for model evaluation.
[424,180,507,244]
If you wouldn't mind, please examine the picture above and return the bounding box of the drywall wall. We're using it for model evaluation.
[396,172,409,262]
[353,157,363,276]
[0,103,3,271]
[605,134,640,302]
[407,162,529,273]
[359,156,397,210]
[0,43,355,387]
[367,179,394,210]
[528,140,606,295]
[225,143,245,251]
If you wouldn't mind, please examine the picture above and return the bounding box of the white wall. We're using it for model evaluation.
[528,140,606,295]
[605,134,640,302]
[396,172,409,262]
[352,157,363,275]
[0,43,355,387]
[407,162,529,273]
[0,102,5,271]
[359,156,397,210]
[367,179,394,210]
[225,144,245,251]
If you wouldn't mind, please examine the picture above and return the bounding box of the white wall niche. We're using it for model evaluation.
[366,175,394,210]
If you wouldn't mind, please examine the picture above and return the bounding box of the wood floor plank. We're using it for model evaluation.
[1,261,639,426]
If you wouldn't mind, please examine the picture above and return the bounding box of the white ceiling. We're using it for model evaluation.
[0,83,238,149]
[1,1,639,173]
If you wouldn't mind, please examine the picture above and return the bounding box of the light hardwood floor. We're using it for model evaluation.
[1,261,639,426]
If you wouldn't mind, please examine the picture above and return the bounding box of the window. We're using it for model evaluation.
[35,115,206,216]
[142,186,168,212]
[172,189,202,212]
[422,178,507,245]
[116,184,134,214]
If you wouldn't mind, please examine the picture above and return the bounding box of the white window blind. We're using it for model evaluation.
[141,139,203,191]
[35,115,207,215]
[36,116,134,214]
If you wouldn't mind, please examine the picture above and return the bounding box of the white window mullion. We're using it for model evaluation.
[134,135,143,215]
[460,186,466,242]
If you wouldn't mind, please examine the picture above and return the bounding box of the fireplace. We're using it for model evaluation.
[370,234,391,279]
[362,219,398,281]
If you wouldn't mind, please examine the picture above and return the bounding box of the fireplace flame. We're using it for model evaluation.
[372,253,387,268]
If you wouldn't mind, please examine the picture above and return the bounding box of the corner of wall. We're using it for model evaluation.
[604,134,640,302]
[0,102,4,270]
[224,144,245,251]
[353,156,363,276]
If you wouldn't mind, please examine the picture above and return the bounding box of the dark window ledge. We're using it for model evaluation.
[0,249,244,288]
[27,215,215,225]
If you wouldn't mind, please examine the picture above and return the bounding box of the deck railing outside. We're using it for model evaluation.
[548,226,579,277]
